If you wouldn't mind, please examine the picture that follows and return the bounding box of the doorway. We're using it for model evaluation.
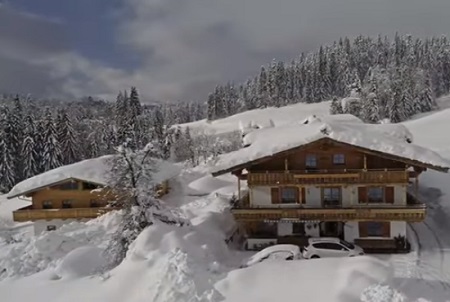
[320,221,344,239]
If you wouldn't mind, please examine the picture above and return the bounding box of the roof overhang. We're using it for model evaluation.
[212,137,449,177]
[7,177,107,199]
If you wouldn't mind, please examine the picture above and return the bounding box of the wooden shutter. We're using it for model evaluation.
[358,187,367,203]
[301,187,306,204]
[271,187,280,204]
[358,222,368,237]
[383,222,391,237]
[385,187,394,204]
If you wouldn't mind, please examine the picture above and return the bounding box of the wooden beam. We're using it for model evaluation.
[284,158,289,173]
[294,173,360,179]
[363,154,367,171]
[238,177,241,200]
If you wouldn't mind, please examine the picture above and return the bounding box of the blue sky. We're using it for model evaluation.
[1,0,450,102]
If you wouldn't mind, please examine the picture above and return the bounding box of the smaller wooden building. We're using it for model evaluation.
[8,155,180,234]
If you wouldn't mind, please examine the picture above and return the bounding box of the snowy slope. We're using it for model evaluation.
[2,102,450,302]
[179,101,331,135]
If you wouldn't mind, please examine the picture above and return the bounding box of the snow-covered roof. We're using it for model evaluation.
[212,114,450,175]
[8,155,181,199]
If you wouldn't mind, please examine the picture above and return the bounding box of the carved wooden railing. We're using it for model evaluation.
[247,169,409,186]
[231,205,426,222]
[12,205,117,222]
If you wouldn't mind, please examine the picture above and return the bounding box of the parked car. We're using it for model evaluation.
[241,244,302,268]
[302,237,364,259]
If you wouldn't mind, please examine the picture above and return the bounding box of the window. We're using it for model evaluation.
[82,182,100,190]
[58,181,78,190]
[280,187,297,204]
[43,200,53,209]
[367,222,385,237]
[333,154,345,165]
[62,200,73,209]
[312,242,344,250]
[305,154,317,168]
[339,240,355,250]
[368,187,384,203]
[90,199,100,208]
[47,225,57,231]
[292,223,305,235]
[323,187,341,207]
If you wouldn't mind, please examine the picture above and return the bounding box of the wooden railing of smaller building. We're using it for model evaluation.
[12,206,118,222]
[247,169,409,186]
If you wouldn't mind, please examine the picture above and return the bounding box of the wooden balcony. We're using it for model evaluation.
[247,169,409,186]
[13,206,117,222]
[231,205,426,222]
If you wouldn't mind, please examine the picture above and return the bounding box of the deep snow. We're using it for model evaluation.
[2,101,450,301]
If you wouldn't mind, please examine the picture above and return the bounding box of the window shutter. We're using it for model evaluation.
[301,187,306,204]
[358,187,367,203]
[385,187,394,204]
[271,187,280,204]
[382,222,391,237]
[358,222,368,237]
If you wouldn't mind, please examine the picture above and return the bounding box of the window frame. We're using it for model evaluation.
[280,187,298,204]
[42,200,53,209]
[305,154,317,168]
[322,187,342,207]
[367,187,384,203]
[58,181,79,191]
[62,199,73,209]
[333,154,346,165]
[366,222,385,237]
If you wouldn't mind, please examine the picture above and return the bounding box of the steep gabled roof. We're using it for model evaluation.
[211,115,450,176]
[8,155,181,199]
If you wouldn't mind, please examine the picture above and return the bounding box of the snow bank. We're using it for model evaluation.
[187,175,233,195]
[212,114,450,174]
[55,246,107,279]
[8,155,181,198]
[0,210,121,279]
[216,256,393,302]
[0,195,31,228]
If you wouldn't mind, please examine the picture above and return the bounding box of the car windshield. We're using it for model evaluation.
[340,240,355,250]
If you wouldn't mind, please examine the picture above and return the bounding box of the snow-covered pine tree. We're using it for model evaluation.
[22,115,39,179]
[42,109,63,171]
[330,97,344,115]
[0,130,16,192]
[57,110,80,165]
[129,86,142,117]
[362,92,380,123]
[104,142,186,268]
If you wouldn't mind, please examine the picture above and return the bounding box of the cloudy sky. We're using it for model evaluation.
[2,0,450,102]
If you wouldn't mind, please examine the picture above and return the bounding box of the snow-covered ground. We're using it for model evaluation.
[2,101,450,301]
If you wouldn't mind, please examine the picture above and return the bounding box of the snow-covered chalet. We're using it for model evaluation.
[212,115,450,252]
[7,155,181,235]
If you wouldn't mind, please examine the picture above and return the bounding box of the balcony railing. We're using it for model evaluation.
[231,205,426,222]
[12,206,117,222]
[247,169,409,186]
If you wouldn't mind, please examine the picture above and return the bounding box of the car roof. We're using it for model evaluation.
[308,237,341,244]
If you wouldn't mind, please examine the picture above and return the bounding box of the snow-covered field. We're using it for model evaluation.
[2,101,450,301]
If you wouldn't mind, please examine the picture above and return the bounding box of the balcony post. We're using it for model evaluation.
[238,176,241,200]
[363,154,367,171]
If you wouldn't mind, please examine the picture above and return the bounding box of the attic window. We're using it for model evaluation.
[59,181,78,190]
[333,154,345,165]
[306,154,317,168]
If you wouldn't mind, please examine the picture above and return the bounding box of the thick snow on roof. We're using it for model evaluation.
[8,155,181,198]
[212,114,450,174]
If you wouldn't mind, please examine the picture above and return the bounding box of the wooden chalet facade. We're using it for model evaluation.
[213,137,448,252]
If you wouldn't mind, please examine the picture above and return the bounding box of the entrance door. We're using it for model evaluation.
[320,222,344,238]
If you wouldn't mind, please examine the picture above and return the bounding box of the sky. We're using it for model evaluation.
[1,0,450,102]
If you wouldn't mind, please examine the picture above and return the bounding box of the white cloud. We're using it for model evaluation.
[2,0,450,101]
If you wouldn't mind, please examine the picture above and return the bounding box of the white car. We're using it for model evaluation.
[241,244,302,268]
[302,237,364,259]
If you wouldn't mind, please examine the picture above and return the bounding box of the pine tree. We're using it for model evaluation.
[129,87,142,117]
[330,97,344,114]
[57,110,80,164]
[104,143,186,268]
[21,115,39,179]
[42,109,62,171]
[362,92,380,123]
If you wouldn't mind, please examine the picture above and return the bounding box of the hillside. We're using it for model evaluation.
[2,102,450,301]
